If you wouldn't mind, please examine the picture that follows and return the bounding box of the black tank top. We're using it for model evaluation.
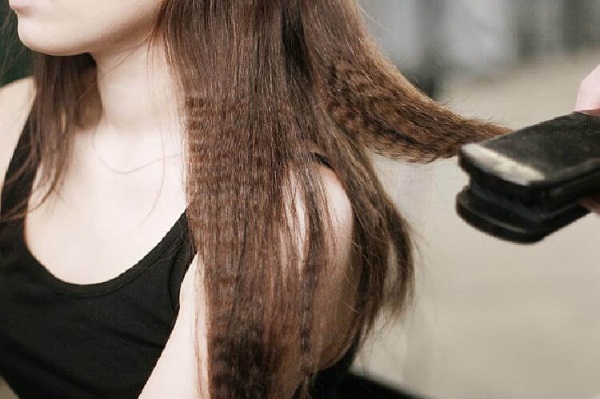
[0,121,352,399]
[0,121,195,398]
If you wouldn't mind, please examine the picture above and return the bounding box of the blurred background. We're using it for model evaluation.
[2,1,600,398]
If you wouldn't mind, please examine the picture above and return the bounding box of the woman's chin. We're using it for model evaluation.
[17,25,84,57]
[19,37,84,57]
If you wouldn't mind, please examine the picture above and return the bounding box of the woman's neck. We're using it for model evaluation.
[88,41,183,163]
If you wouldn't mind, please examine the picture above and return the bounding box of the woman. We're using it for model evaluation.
[0,1,511,398]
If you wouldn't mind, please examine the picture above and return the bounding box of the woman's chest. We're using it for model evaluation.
[24,154,187,285]
[0,235,192,398]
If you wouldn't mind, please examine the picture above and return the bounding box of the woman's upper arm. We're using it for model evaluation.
[0,77,35,191]
[139,256,208,399]
[308,163,356,366]
[140,256,208,399]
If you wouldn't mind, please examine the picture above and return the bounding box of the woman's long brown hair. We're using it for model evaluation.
[2,0,507,397]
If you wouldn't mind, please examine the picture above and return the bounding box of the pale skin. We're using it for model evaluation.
[1,1,355,398]
[574,64,600,214]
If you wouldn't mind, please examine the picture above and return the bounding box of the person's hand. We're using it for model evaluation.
[575,65,600,214]
[575,64,600,111]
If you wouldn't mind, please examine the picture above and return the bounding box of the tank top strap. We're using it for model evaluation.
[0,117,36,220]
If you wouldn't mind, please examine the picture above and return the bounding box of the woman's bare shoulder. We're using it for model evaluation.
[0,77,35,188]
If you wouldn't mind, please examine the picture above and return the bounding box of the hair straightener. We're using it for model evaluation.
[456,111,600,243]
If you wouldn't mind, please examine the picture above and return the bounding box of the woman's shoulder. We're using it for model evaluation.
[0,77,35,189]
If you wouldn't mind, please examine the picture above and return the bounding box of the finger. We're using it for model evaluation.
[575,64,600,111]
